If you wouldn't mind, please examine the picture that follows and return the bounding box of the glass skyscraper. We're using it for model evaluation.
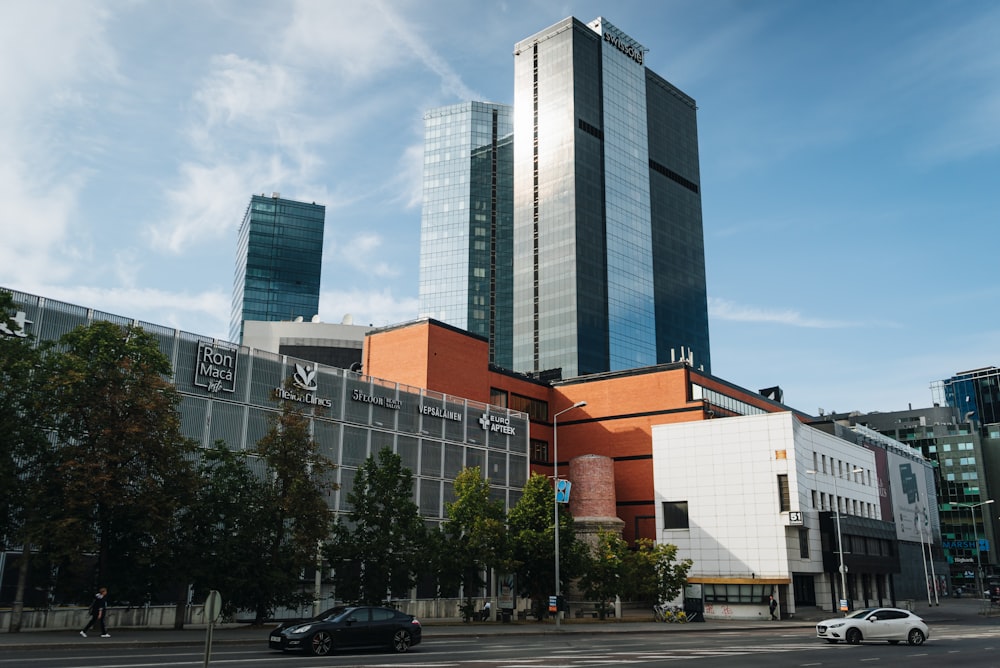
[418,102,514,368]
[230,194,326,344]
[512,17,711,378]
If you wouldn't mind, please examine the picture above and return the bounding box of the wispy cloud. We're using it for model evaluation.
[709,297,857,328]
[319,288,418,328]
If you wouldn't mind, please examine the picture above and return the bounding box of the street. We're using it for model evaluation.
[4,624,1000,668]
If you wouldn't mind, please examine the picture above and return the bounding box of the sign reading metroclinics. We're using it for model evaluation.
[194,342,237,393]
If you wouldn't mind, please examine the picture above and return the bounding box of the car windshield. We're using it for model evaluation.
[845,608,878,619]
[316,606,349,620]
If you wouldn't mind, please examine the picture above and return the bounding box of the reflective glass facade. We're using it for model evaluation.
[5,287,530,525]
[512,17,711,378]
[418,102,514,368]
[230,195,325,344]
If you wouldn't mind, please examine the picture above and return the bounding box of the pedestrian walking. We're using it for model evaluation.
[768,595,778,621]
[80,587,110,638]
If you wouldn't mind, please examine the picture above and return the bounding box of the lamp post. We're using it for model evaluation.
[807,466,863,614]
[959,499,994,598]
[553,400,586,628]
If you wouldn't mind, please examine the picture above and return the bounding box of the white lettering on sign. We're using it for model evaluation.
[603,30,643,65]
[275,386,333,408]
[352,388,402,410]
[421,404,462,421]
[194,342,237,393]
[0,310,31,338]
[478,413,516,436]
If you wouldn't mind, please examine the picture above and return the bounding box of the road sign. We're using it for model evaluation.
[205,590,222,621]
[556,479,572,503]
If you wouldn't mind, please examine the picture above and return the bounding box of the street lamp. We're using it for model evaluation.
[958,499,994,598]
[553,400,586,628]
[807,466,863,614]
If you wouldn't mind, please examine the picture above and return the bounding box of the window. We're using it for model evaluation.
[531,438,548,462]
[777,474,790,512]
[799,528,809,558]
[662,501,689,529]
[704,583,770,603]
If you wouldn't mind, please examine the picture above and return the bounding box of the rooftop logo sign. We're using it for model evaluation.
[275,362,332,408]
[603,28,643,66]
[479,412,516,436]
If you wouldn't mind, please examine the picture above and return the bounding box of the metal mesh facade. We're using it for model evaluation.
[4,287,531,524]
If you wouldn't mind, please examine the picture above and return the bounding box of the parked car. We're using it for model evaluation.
[268,605,422,655]
[816,607,929,645]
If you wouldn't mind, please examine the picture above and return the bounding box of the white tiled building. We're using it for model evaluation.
[652,412,894,620]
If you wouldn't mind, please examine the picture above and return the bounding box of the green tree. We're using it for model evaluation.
[442,467,507,619]
[578,530,629,619]
[0,292,60,632]
[177,442,276,625]
[250,391,337,624]
[623,538,692,604]
[327,447,427,605]
[506,472,587,620]
[46,320,198,604]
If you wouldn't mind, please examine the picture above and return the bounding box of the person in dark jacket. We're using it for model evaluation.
[769,595,778,620]
[80,587,110,638]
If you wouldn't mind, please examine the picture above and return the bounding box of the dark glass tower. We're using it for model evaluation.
[418,102,514,368]
[512,17,711,378]
[229,194,326,344]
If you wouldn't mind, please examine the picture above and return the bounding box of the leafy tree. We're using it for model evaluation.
[578,530,628,619]
[506,472,587,620]
[45,320,198,605]
[0,292,60,631]
[250,390,337,624]
[168,442,273,627]
[623,538,693,604]
[442,467,507,618]
[327,447,427,605]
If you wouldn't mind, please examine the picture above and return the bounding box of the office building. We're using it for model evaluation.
[230,193,326,344]
[418,102,514,368]
[512,17,711,378]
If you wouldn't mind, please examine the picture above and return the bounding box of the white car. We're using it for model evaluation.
[816,607,929,645]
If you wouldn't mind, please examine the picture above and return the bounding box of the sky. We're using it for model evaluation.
[2,0,999,417]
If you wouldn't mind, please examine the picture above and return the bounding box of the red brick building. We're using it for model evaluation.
[364,318,808,543]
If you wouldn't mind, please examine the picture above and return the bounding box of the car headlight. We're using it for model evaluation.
[286,623,314,634]
[827,622,845,629]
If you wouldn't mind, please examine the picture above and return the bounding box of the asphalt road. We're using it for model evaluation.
[3,623,1000,668]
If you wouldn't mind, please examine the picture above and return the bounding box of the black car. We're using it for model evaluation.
[269,605,421,655]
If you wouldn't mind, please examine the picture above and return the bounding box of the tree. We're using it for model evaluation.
[442,467,507,619]
[250,390,337,624]
[176,442,276,625]
[0,292,60,631]
[578,530,628,619]
[623,538,692,604]
[506,472,587,620]
[327,447,427,605]
[45,320,198,604]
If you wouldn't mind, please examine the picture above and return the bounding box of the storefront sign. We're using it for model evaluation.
[194,342,237,393]
[479,413,516,435]
[421,404,462,421]
[0,310,31,338]
[274,363,332,407]
[352,388,401,410]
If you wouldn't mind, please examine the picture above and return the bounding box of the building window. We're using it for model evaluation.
[531,439,548,462]
[490,387,508,408]
[662,501,689,529]
[799,528,809,558]
[777,474,790,512]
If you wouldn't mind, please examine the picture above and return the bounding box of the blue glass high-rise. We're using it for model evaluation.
[230,194,326,344]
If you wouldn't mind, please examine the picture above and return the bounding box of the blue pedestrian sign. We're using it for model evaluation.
[556,479,572,504]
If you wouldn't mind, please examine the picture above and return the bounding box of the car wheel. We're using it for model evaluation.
[825,639,839,644]
[907,629,925,646]
[846,628,863,645]
[309,631,334,656]
[392,629,412,653]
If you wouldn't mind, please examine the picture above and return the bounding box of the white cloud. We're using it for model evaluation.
[194,54,302,129]
[708,297,856,329]
[319,288,418,328]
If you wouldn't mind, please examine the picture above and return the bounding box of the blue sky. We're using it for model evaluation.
[3,0,999,416]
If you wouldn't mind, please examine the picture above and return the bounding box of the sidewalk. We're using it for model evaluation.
[0,596,992,651]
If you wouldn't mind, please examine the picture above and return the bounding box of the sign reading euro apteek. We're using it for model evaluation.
[194,341,237,393]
